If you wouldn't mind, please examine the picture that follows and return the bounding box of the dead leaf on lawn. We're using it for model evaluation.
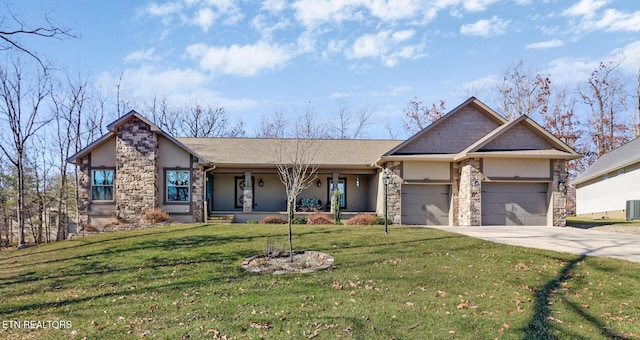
[251,322,272,329]
[332,281,343,290]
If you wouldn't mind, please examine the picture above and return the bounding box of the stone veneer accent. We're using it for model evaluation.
[77,155,91,232]
[457,158,482,226]
[191,162,204,222]
[384,162,402,224]
[115,117,158,223]
[552,159,568,227]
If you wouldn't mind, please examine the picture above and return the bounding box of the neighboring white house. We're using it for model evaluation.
[573,137,640,219]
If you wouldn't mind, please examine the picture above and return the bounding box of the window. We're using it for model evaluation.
[328,178,347,209]
[166,170,190,202]
[92,169,114,201]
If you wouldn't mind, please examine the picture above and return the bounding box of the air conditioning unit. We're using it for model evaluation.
[627,200,640,220]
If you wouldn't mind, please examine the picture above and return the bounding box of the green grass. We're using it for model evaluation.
[567,216,640,227]
[2,223,640,339]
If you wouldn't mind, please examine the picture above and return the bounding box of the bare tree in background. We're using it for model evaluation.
[494,61,551,120]
[276,139,320,262]
[51,72,88,241]
[0,7,73,70]
[579,60,630,159]
[622,62,640,138]
[0,57,52,246]
[146,100,245,138]
[328,101,373,139]
[403,98,446,134]
[255,111,288,138]
[294,105,328,139]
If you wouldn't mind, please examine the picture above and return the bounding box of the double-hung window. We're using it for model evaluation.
[166,170,190,203]
[92,169,114,201]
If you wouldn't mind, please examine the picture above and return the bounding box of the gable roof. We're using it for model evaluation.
[377,98,581,164]
[573,136,640,185]
[384,97,508,156]
[67,110,206,164]
[458,115,581,160]
[177,138,402,169]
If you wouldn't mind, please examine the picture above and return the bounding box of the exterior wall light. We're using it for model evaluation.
[317,179,322,187]
[258,178,264,187]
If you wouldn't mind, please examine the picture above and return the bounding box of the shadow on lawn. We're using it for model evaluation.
[0,233,257,287]
[525,255,630,339]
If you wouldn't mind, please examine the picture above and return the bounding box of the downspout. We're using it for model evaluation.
[203,164,216,222]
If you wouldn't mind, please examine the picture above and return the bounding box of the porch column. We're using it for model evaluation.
[551,160,568,227]
[330,172,339,213]
[458,158,482,226]
[243,172,253,212]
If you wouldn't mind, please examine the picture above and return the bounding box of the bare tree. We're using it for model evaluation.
[403,98,446,134]
[51,72,88,240]
[276,139,320,262]
[294,105,328,139]
[0,7,74,70]
[0,57,51,246]
[622,62,640,138]
[492,61,551,120]
[579,60,630,159]
[255,111,289,138]
[328,101,373,139]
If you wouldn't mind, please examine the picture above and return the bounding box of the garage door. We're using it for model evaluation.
[401,185,450,225]
[482,183,548,226]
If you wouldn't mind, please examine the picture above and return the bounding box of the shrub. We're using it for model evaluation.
[373,216,392,225]
[292,217,307,224]
[346,214,376,225]
[144,208,171,223]
[246,219,259,224]
[307,214,335,225]
[260,215,288,224]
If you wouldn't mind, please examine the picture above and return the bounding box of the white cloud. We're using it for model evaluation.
[261,0,287,12]
[460,16,508,37]
[367,0,422,21]
[322,39,347,59]
[124,48,160,63]
[595,8,640,32]
[543,57,598,85]
[292,0,363,27]
[460,0,501,12]
[144,1,183,16]
[609,40,640,72]
[194,8,216,31]
[186,42,293,76]
[526,39,565,49]
[348,30,423,66]
[562,0,609,19]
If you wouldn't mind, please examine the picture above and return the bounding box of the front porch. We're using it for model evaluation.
[208,211,370,224]
[205,170,382,216]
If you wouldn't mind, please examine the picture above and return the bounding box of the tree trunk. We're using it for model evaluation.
[288,198,294,263]
[17,153,26,246]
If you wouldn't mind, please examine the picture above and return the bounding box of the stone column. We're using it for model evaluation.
[551,159,568,227]
[77,155,91,232]
[115,117,158,223]
[191,161,204,222]
[243,172,253,212]
[450,162,460,226]
[458,158,482,226]
[385,162,402,224]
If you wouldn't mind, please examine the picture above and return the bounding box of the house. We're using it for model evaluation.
[67,97,580,231]
[573,137,640,219]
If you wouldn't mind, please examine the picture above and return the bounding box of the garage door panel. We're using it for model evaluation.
[402,185,450,225]
[482,183,548,226]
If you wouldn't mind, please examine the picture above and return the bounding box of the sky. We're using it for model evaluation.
[7,0,640,138]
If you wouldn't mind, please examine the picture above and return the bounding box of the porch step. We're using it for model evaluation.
[208,214,234,224]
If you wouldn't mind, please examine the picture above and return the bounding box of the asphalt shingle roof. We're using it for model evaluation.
[573,137,640,185]
[176,138,402,168]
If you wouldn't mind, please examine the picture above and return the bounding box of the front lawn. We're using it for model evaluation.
[1,224,639,339]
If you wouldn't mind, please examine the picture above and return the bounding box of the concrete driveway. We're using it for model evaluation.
[428,226,640,263]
